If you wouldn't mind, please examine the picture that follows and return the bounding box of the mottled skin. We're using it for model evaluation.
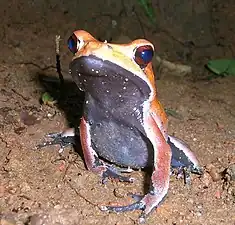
[38,30,203,223]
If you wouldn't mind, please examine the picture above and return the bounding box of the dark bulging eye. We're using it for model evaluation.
[134,45,154,68]
[68,34,79,54]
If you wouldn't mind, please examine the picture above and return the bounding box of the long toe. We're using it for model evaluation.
[100,201,145,213]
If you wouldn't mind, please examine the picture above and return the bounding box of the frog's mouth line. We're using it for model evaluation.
[69,55,152,98]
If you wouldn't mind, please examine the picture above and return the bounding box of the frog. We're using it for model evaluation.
[37,30,203,223]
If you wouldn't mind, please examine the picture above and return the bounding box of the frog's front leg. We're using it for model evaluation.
[80,117,134,183]
[36,122,132,181]
[168,135,203,184]
[36,128,76,153]
[102,114,172,223]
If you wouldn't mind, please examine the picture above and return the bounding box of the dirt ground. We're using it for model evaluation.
[0,0,235,225]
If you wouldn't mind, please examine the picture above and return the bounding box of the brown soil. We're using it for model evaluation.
[0,1,234,225]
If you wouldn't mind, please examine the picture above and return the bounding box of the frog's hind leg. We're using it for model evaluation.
[101,113,172,223]
[168,135,203,184]
[80,117,134,183]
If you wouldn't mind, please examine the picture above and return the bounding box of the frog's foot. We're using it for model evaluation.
[102,164,134,183]
[80,117,134,183]
[127,193,143,201]
[168,135,203,184]
[36,128,76,153]
[171,166,194,185]
[92,158,134,183]
[101,192,165,224]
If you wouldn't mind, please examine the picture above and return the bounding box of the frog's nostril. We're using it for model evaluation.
[68,34,78,54]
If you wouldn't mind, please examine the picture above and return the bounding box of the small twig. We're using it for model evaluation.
[3,148,12,166]
[120,0,127,16]
[66,180,99,208]
[55,35,64,86]
[11,88,30,101]
[14,62,56,71]
[1,26,6,43]
[61,154,86,181]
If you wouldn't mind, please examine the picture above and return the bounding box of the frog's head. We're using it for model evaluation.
[67,30,157,103]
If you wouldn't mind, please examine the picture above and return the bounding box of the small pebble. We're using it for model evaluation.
[0,185,5,197]
[20,111,39,126]
[226,164,235,181]
[187,198,194,204]
[29,214,47,225]
[20,182,31,193]
[6,196,15,205]
[215,190,221,199]
[113,188,126,198]
[197,204,203,209]
[195,212,202,217]
[206,164,222,182]
[0,218,16,225]
[14,126,26,135]
[111,20,117,28]
[8,186,18,194]
[200,172,211,188]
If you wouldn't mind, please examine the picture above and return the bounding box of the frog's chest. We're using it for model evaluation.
[83,94,153,168]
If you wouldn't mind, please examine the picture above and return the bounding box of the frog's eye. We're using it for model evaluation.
[68,34,84,54]
[133,45,154,68]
